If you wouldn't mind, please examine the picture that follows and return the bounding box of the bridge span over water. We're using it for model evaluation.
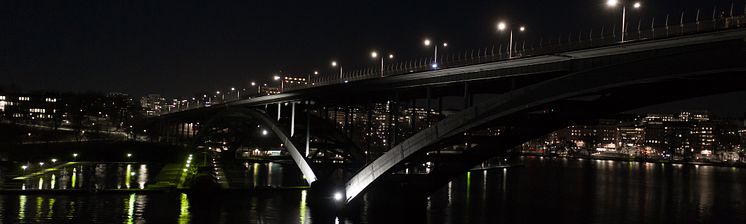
[149,24,746,205]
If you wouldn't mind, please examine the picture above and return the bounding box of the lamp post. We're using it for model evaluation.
[371,51,394,77]
[21,165,27,174]
[309,71,318,86]
[231,87,239,99]
[331,61,343,83]
[497,22,526,58]
[423,39,447,69]
[273,75,284,92]
[607,0,641,42]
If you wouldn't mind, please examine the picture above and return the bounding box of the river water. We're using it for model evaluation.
[1,157,744,223]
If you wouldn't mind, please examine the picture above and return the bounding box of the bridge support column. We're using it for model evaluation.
[277,103,282,121]
[305,108,311,157]
[438,97,443,118]
[463,82,472,108]
[426,87,432,125]
[291,102,296,137]
[410,99,416,133]
[344,106,350,134]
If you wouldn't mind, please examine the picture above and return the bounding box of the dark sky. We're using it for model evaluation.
[1,0,743,100]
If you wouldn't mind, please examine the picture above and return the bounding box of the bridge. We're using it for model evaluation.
[146,17,746,206]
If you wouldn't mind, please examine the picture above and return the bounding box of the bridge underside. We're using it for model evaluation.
[344,37,746,203]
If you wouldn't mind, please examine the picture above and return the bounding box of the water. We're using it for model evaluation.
[17,163,158,190]
[1,157,744,223]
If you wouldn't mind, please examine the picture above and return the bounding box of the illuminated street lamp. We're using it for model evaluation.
[423,39,447,69]
[371,51,395,77]
[72,153,78,160]
[21,165,28,174]
[606,0,641,42]
[497,21,526,58]
[331,61,343,82]
[231,87,240,99]
[216,91,224,101]
[273,75,284,92]
[127,153,132,159]
[51,158,57,164]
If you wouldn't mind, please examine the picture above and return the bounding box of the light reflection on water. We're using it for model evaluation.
[0,158,744,223]
[19,163,155,190]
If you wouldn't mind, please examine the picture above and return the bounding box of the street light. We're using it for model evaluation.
[51,158,57,164]
[21,165,27,174]
[231,87,240,99]
[73,153,78,160]
[127,153,132,159]
[216,91,224,101]
[497,21,526,58]
[424,39,447,69]
[331,61,343,82]
[371,50,395,77]
[606,0,641,42]
[273,75,284,92]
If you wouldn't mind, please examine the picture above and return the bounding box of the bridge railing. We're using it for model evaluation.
[162,15,746,116]
[285,15,746,92]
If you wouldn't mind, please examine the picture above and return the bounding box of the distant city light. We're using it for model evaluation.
[497,22,507,31]
[606,0,618,7]
[333,192,343,201]
[423,39,431,46]
[251,82,256,86]
[331,61,338,67]
[262,129,268,136]
[633,2,641,8]
[371,51,378,58]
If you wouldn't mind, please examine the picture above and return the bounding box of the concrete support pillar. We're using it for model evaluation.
[305,108,311,157]
[277,103,282,121]
[291,102,296,137]
[344,106,350,134]
[426,87,432,125]
[463,82,472,109]
[410,99,416,132]
[367,104,374,156]
[438,97,443,118]
[387,101,394,149]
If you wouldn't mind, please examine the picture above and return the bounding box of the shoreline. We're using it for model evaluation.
[520,154,746,168]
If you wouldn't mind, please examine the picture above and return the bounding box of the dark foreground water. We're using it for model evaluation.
[1,157,745,223]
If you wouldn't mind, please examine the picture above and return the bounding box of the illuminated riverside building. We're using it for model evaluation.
[0,92,62,121]
[519,112,731,159]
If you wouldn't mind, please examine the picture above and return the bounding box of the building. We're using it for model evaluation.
[140,94,166,116]
[0,92,63,122]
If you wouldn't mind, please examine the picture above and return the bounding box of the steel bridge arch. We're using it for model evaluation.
[344,40,746,203]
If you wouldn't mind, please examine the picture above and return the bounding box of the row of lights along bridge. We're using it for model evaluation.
[207,0,641,103]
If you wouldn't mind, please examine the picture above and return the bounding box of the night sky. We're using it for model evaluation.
[1,0,745,115]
